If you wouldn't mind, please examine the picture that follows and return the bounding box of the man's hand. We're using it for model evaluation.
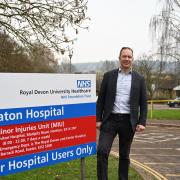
[96,122,102,130]
[136,124,145,132]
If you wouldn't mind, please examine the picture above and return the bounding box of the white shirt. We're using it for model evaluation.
[112,70,132,114]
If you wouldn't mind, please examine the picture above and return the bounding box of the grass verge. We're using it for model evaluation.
[0,155,142,180]
[148,109,180,120]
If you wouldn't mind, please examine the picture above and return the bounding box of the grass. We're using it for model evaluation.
[148,109,180,120]
[0,155,142,180]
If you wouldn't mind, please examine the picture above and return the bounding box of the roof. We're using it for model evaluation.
[173,85,180,90]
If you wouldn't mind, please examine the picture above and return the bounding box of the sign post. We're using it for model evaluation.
[81,157,86,180]
[0,73,96,177]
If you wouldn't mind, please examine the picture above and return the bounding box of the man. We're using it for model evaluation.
[96,47,147,180]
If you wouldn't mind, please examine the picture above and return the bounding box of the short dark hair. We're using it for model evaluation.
[119,47,133,57]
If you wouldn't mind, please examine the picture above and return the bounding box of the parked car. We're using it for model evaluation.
[167,97,180,107]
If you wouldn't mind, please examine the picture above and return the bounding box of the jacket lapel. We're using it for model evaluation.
[111,69,119,97]
[130,71,136,100]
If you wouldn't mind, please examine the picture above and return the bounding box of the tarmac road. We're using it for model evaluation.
[111,121,180,180]
[148,103,180,110]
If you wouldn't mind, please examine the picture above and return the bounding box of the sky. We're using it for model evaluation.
[71,0,161,63]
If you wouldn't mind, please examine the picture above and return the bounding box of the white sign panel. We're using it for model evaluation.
[0,73,96,176]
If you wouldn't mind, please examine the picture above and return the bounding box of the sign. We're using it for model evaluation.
[0,73,96,176]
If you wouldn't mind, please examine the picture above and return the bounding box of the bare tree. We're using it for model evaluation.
[101,60,117,73]
[0,32,58,73]
[150,0,180,61]
[0,0,88,52]
[29,43,58,73]
[58,58,76,73]
[134,55,157,99]
[0,32,33,72]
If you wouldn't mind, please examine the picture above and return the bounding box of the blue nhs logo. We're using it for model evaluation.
[77,80,91,88]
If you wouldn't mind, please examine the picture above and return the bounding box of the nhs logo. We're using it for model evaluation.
[77,80,91,88]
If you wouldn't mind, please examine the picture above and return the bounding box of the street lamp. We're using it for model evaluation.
[68,49,73,73]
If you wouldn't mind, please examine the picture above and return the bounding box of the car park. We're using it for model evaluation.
[167,97,180,107]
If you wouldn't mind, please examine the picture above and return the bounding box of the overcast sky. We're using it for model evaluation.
[71,0,161,63]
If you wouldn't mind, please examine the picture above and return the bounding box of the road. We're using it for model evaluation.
[111,124,180,179]
[148,104,180,110]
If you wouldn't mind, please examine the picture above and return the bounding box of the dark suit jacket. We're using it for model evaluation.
[96,68,147,132]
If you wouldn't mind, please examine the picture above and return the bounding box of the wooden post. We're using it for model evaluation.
[81,157,86,180]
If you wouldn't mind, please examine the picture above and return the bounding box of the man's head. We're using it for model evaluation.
[119,47,133,71]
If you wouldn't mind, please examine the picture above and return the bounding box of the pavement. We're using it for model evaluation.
[147,119,180,128]
[111,119,180,180]
[131,121,180,180]
[97,119,180,179]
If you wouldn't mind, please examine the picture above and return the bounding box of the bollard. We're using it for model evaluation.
[150,100,153,119]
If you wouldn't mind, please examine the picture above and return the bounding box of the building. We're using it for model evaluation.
[173,85,180,97]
